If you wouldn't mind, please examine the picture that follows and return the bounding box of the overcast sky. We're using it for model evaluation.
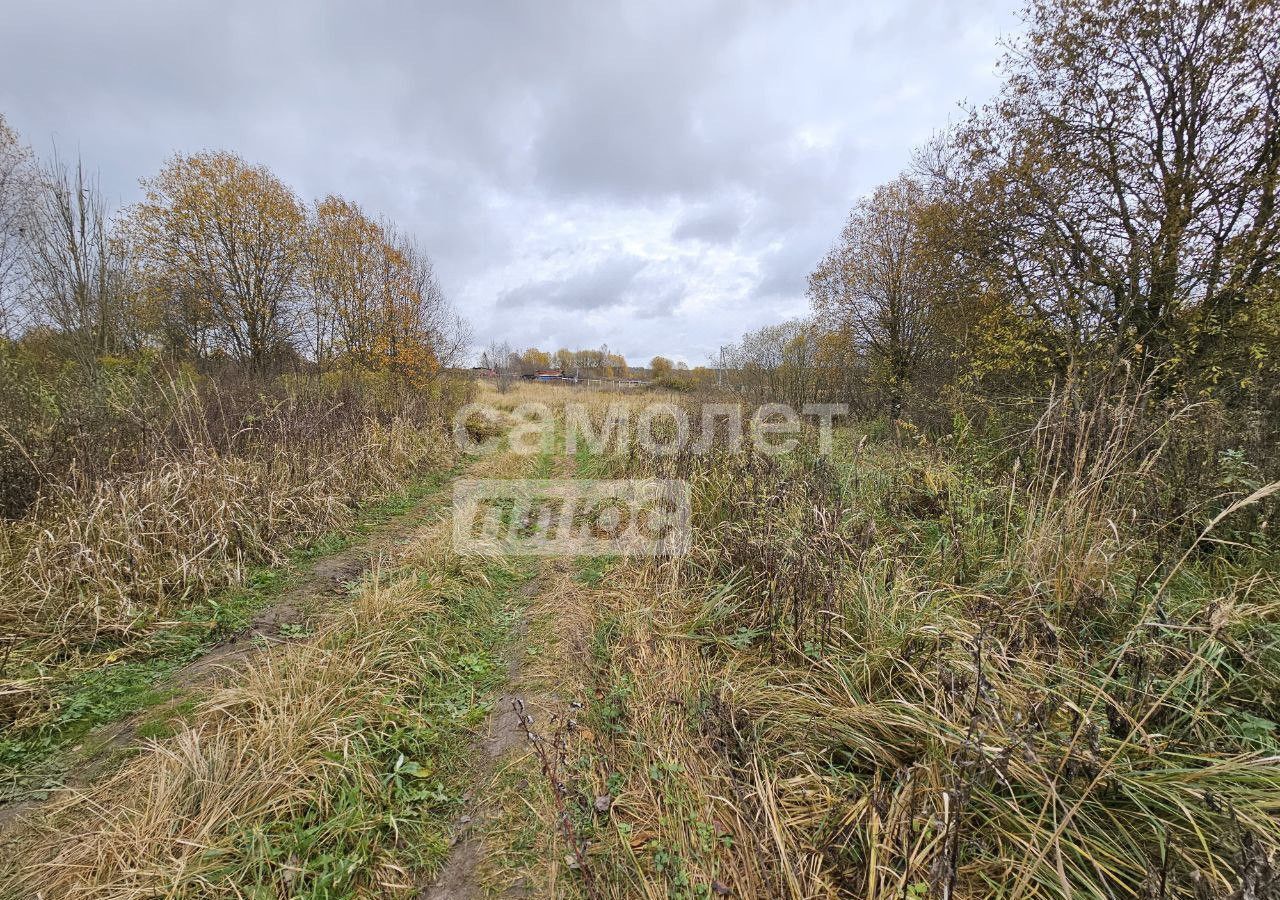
[0,1,1019,366]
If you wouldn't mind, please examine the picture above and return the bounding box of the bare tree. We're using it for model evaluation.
[720,319,827,407]
[0,115,35,340]
[23,151,125,360]
[481,339,515,392]
[390,227,471,373]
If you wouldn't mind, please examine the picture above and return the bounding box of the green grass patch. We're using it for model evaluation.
[576,554,617,586]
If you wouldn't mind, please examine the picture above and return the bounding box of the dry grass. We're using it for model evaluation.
[558,387,1280,899]
[9,508,531,898]
[588,564,786,899]
[9,379,1278,898]
[0,374,462,731]
[3,417,443,645]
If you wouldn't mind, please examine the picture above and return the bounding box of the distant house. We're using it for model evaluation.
[534,369,564,382]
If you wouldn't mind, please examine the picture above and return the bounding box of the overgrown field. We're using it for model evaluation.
[3,380,1278,900]
[9,521,538,897]
[0,386,552,898]
[528,387,1280,899]
[0,358,470,794]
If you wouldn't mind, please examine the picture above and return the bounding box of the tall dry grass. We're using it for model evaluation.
[2,416,444,645]
[0,370,464,724]
[576,384,1280,898]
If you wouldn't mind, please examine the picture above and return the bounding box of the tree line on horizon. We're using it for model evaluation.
[479,343,630,378]
[478,342,714,391]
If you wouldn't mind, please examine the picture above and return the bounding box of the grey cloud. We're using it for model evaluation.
[527,3,755,201]
[672,198,746,244]
[753,222,839,303]
[631,286,685,319]
[500,255,647,312]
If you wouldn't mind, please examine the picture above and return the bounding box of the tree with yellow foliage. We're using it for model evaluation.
[123,151,306,373]
[304,196,461,379]
[305,195,385,368]
[370,227,448,380]
[519,347,551,374]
